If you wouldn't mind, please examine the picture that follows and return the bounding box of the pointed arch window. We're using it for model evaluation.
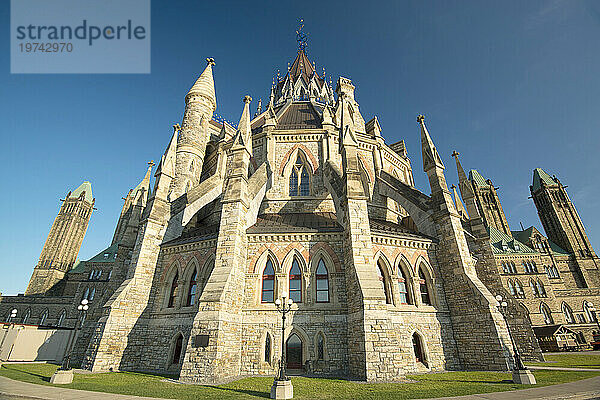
[541,303,553,325]
[419,268,432,306]
[265,333,272,363]
[168,271,179,308]
[22,309,31,324]
[82,287,90,302]
[584,301,597,323]
[89,287,96,301]
[317,333,325,360]
[562,303,575,323]
[289,155,310,197]
[412,333,426,365]
[316,259,329,303]
[515,279,525,298]
[186,269,198,306]
[261,259,275,303]
[508,280,516,296]
[289,259,302,303]
[39,310,48,326]
[57,310,66,327]
[536,279,546,297]
[377,262,391,304]
[397,265,411,305]
[530,278,538,297]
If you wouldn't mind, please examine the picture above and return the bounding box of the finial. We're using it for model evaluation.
[296,18,308,53]
[451,150,460,158]
[206,57,215,66]
[417,115,425,124]
[148,160,155,167]
[243,95,252,104]
[173,123,181,133]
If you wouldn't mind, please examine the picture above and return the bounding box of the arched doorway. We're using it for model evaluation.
[412,333,427,365]
[286,333,302,369]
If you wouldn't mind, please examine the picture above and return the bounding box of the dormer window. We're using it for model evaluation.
[501,242,508,251]
[514,243,520,251]
[103,253,109,259]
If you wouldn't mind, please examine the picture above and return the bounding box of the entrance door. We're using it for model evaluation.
[286,333,302,369]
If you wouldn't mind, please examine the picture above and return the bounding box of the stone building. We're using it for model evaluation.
[2,40,599,383]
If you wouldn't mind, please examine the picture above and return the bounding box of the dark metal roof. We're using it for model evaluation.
[533,324,576,337]
[369,219,433,240]
[247,212,342,234]
[162,224,219,247]
[275,103,321,130]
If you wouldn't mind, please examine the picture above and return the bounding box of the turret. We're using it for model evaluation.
[171,58,217,198]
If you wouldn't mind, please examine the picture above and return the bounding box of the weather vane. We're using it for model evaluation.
[296,18,308,54]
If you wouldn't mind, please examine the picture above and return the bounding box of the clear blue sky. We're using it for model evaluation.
[1,0,599,295]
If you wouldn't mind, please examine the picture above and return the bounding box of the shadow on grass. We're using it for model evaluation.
[207,385,270,399]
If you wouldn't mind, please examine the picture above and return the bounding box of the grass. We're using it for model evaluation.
[526,352,600,369]
[1,360,599,400]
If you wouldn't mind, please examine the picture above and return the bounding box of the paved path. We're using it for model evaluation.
[527,366,600,372]
[0,372,599,400]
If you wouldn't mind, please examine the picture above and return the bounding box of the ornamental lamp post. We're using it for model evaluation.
[50,299,88,384]
[495,294,536,384]
[270,295,294,400]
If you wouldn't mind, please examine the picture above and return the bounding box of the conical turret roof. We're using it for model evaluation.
[187,58,217,109]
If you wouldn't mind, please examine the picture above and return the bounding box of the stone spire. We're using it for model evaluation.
[232,95,253,153]
[451,184,468,220]
[418,115,444,172]
[186,58,217,110]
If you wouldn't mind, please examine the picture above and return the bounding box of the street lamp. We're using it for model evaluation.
[270,295,294,400]
[50,299,88,384]
[9,309,17,323]
[495,294,536,384]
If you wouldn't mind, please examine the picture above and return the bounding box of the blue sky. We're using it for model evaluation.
[1,0,599,295]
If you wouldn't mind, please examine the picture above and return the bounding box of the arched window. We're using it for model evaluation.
[264,333,272,363]
[520,303,531,324]
[584,301,597,323]
[261,259,275,303]
[510,262,517,274]
[540,303,554,325]
[377,261,391,304]
[419,268,432,306]
[508,280,516,296]
[82,287,90,302]
[168,271,179,308]
[89,287,96,301]
[530,278,538,297]
[562,303,575,323]
[315,259,329,303]
[39,310,48,326]
[289,155,310,197]
[186,269,198,306]
[397,265,411,305]
[171,334,184,365]
[317,333,325,360]
[57,310,66,327]
[412,333,426,365]
[22,309,31,324]
[289,258,302,303]
[536,280,546,297]
[532,262,538,273]
[515,279,525,298]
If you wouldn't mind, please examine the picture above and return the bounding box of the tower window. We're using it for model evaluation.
[186,269,198,307]
[419,269,432,306]
[289,258,302,303]
[168,271,179,308]
[261,259,275,303]
[315,259,329,303]
[289,155,310,197]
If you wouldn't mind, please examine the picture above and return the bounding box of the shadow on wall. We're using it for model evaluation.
[0,324,71,362]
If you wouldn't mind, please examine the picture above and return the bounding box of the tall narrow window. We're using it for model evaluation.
[262,259,275,303]
[289,259,302,303]
[584,301,597,323]
[412,333,426,364]
[562,303,575,323]
[265,333,272,363]
[508,280,516,296]
[22,309,30,324]
[397,266,411,305]
[82,287,90,302]
[541,303,553,325]
[515,280,525,298]
[536,280,546,297]
[186,269,198,306]
[289,155,309,197]
[168,271,179,308]
[39,310,48,326]
[315,259,329,303]
[317,334,324,360]
[89,288,95,301]
[530,278,538,297]
[419,269,432,306]
[57,310,66,327]
[377,262,391,304]
[172,334,184,365]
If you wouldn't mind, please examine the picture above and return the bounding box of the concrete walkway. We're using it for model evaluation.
[0,373,599,400]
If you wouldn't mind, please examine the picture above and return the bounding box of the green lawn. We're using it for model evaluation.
[1,362,599,400]
[526,352,600,369]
